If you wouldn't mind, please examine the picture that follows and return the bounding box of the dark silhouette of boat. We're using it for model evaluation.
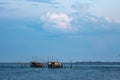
[30,62,44,68]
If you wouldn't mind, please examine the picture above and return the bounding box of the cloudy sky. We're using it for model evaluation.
[0,0,120,62]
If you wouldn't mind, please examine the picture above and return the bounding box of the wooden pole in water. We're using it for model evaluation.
[70,60,72,69]
[47,56,49,68]
[48,56,49,62]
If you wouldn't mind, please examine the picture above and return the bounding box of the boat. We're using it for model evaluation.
[30,62,44,68]
[48,62,63,68]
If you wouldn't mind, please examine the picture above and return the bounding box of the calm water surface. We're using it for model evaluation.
[0,63,120,80]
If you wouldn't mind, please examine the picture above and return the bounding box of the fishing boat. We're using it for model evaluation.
[30,62,44,68]
[48,62,63,68]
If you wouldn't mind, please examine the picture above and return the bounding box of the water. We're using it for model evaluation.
[0,63,120,80]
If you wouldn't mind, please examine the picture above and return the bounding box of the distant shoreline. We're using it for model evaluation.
[1,62,120,65]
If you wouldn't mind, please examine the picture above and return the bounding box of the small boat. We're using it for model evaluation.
[48,62,63,68]
[30,62,44,68]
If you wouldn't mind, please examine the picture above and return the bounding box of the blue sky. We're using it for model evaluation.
[0,0,120,62]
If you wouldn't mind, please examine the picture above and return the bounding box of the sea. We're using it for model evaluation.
[0,63,120,80]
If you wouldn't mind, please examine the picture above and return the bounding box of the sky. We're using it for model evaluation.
[0,0,120,62]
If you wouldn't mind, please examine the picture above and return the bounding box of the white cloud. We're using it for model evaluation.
[115,19,120,24]
[105,17,113,23]
[105,17,120,24]
[72,2,90,16]
[86,15,98,22]
[40,12,73,31]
